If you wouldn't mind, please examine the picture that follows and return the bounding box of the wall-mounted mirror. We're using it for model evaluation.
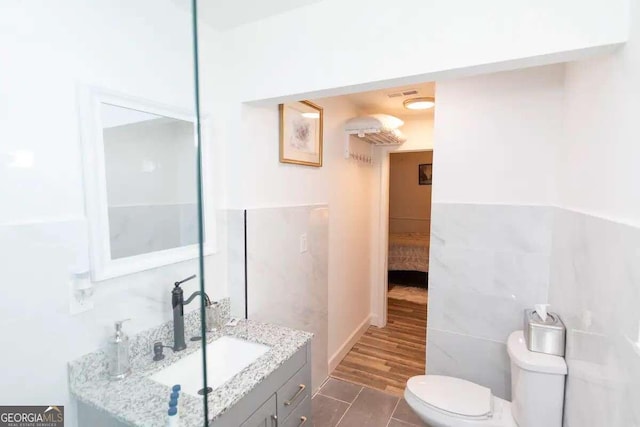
[80,89,214,281]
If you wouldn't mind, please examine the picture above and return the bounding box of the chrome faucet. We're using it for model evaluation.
[171,274,211,351]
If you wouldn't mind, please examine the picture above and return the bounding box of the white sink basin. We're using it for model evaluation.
[150,336,270,396]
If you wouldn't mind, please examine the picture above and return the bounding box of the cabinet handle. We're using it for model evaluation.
[284,384,306,406]
[298,416,307,426]
[271,414,278,427]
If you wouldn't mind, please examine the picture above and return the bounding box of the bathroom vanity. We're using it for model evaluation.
[69,307,313,427]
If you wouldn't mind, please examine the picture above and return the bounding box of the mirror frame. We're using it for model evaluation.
[78,87,215,281]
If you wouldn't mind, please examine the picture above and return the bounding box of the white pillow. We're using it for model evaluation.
[345,114,404,132]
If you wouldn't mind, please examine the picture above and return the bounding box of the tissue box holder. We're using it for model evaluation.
[523,309,566,357]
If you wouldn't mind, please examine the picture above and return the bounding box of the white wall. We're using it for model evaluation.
[0,1,196,223]
[548,1,640,425]
[0,1,225,422]
[397,117,435,152]
[559,9,640,226]
[228,94,377,367]
[432,65,565,205]
[219,0,626,103]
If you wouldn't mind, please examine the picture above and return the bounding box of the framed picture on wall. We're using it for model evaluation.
[419,163,432,185]
[279,100,323,167]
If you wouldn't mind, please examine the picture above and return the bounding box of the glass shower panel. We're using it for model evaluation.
[191,0,249,323]
[192,0,250,423]
[0,1,211,425]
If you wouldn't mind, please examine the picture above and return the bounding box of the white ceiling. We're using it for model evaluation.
[343,82,436,119]
[195,0,326,31]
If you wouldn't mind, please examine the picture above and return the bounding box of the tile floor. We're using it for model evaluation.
[312,378,429,427]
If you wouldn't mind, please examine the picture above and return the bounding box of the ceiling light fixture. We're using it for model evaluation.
[301,112,320,119]
[403,97,435,110]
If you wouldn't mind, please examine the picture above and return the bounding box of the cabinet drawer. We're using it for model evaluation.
[276,365,311,420]
[240,394,277,427]
[281,396,311,427]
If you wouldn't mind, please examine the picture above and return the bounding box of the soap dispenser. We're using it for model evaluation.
[108,318,131,380]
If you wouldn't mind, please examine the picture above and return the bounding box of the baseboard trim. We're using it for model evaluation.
[370,313,380,327]
[328,314,372,373]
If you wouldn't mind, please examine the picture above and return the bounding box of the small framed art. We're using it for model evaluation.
[419,163,432,185]
[279,100,323,167]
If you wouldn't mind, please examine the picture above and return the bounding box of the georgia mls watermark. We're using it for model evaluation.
[0,406,64,427]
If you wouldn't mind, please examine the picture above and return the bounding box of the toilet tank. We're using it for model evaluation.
[507,331,567,427]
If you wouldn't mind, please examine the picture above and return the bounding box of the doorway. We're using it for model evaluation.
[330,80,435,394]
[331,150,433,394]
[331,147,433,393]
[387,150,432,303]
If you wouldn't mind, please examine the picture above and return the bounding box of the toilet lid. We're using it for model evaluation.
[407,375,492,418]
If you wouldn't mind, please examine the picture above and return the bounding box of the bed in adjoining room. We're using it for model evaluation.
[388,231,430,290]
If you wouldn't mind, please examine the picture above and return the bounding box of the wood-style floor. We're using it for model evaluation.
[331,295,427,396]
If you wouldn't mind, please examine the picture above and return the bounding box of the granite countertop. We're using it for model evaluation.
[68,306,313,427]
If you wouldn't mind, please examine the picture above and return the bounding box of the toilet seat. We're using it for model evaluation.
[406,375,493,420]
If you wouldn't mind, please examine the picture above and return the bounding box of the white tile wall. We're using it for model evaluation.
[429,203,640,421]
[246,205,329,393]
[427,203,553,399]
[226,209,247,319]
[549,209,640,426]
[427,329,512,399]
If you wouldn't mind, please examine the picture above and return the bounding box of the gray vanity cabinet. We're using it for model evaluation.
[213,342,312,427]
[240,394,277,427]
[75,342,312,427]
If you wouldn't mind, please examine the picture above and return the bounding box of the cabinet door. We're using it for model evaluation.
[240,394,277,427]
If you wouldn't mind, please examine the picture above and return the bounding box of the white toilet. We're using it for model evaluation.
[405,331,567,427]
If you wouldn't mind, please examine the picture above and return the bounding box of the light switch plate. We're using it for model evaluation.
[299,233,308,253]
